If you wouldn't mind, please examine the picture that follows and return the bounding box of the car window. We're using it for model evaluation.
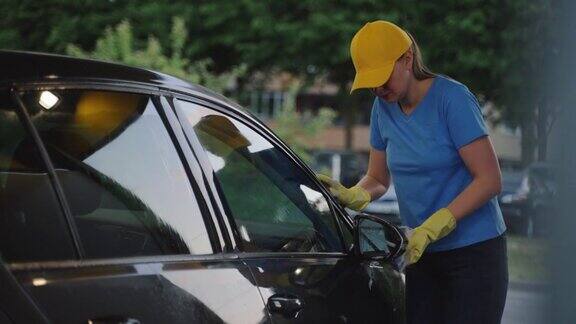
[529,165,557,196]
[17,89,213,259]
[175,100,343,253]
[0,89,76,262]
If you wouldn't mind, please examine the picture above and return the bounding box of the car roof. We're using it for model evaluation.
[0,50,244,111]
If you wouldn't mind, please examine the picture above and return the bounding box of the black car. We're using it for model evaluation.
[499,162,557,237]
[498,168,526,235]
[0,51,405,324]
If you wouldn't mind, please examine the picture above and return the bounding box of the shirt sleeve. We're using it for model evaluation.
[444,85,488,149]
[369,99,388,151]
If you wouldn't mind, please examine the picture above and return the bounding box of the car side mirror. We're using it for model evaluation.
[354,213,406,261]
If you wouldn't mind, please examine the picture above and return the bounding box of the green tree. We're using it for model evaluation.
[0,0,197,54]
[66,17,244,94]
[495,0,558,164]
[193,0,405,148]
[194,0,557,162]
[191,1,516,146]
[2,0,555,162]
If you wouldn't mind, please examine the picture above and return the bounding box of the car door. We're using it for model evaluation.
[0,86,267,324]
[0,260,49,324]
[173,98,405,324]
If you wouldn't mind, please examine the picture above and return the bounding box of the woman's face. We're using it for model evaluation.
[371,52,413,103]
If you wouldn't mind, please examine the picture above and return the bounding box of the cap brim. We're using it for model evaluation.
[350,61,394,94]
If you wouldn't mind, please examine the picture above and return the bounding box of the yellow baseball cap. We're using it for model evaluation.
[350,21,413,93]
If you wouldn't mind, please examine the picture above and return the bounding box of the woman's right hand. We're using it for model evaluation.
[316,174,371,211]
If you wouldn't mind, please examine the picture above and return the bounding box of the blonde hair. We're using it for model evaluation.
[405,32,435,80]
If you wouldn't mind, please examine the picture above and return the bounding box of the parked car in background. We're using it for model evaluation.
[363,184,402,226]
[499,162,557,237]
[499,168,526,235]
[0,50,406,323]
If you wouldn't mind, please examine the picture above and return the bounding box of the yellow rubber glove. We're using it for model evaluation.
[317,174,371,211]
[406,208,457,266]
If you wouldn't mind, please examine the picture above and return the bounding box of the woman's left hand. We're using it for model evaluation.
[406,208,457,265]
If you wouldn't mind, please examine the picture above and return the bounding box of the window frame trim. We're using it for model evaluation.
[153,95,224,253]
[6,251,349,273]
[157,95,227,252]
[10,88,85,259]
[170,97,239,252]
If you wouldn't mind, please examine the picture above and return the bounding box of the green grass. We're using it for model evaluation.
[507,235,549,282]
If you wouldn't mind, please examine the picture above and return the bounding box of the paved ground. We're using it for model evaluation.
[502,282,549,324]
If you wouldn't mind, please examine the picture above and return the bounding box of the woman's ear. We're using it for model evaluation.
[404,50,414,70]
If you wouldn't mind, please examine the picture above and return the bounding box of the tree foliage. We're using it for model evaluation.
[1,0,559,162]
[190,0,558,161]
[66,17,245,94]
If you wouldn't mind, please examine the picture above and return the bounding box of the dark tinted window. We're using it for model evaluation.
[18,89,212,259]
[0,90,76,262]
[176,100,342,253]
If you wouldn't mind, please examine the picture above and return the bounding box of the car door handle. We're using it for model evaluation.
[88,316,141,324]
[267,294,305,319]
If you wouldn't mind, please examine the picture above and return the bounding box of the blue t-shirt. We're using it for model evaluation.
[369,75,506,252]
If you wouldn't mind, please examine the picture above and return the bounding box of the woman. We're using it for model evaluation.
[318,21,508,323]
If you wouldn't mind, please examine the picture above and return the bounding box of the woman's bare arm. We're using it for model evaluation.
[357,148,391,201]
[447,136,502,220]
